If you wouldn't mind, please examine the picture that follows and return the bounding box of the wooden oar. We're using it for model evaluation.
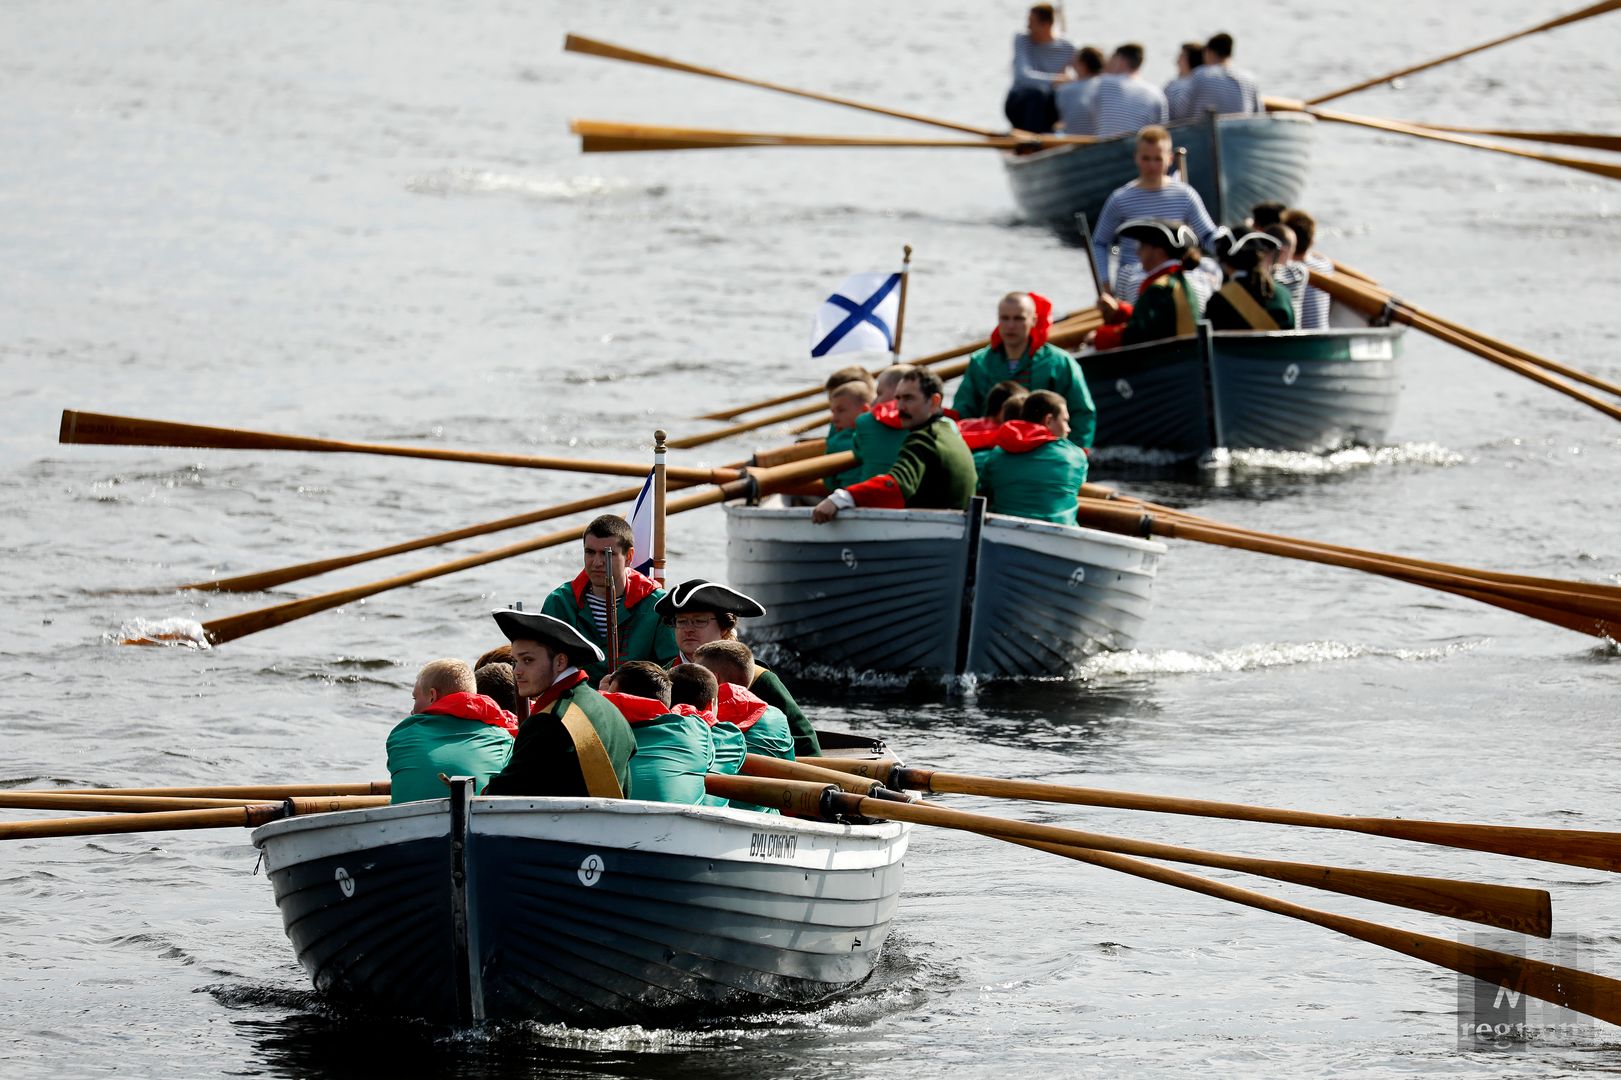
[675,309,1104,447]
[1412,123,1621,154]
[1310,272,1621,400]
[1309,272,1621,420]
[572,120,1093,153]
[1071,500,1621,639]
[1008,839,1621,1027]
[58,410,739,485]
[708,776,1551,938]
[182,450,854,646]
[0,796,388,841]
[1305,0,1621,104]
[0,792,298,812]
[1265,98,1621,184]
[563,34,1000,137]
[803,759,1621,874]
[50,782,390,799]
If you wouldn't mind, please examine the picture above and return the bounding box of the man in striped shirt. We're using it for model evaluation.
[1005,3,1076,133]
[1090,44,1168,138]
[1165,42,1205,121]
[1091,125,1219,302]
[1054,46,1104,134]
[1282,208,1335,329]
[1186,32,1262,116]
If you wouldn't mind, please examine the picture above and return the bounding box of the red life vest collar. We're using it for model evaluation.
[421,691,519,736]
[987,291,1054,354]
[871,398,905,430]
[995,419,1060,453]
[957,416,1002,450]
[715,682,770,731]
[672,702,717,724]
[530,667,588,714]
[601,691,673,724]
[569,566,660,607]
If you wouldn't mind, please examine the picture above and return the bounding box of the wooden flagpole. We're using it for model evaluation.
[891,245,913,360]
[604,548,621,674]
[652,430,668,585]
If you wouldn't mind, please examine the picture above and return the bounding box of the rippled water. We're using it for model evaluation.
[3,1,1619,1077]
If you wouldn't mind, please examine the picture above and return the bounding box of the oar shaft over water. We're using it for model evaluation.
[0,796,387,840]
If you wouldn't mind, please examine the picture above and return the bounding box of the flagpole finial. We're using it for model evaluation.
[903,244,913,262]
[654,429,667,448]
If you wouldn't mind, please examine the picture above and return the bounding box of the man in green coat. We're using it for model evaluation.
[812,368,977,522]
[851,365,913,481]
[977,390,1091,526]
[602,661,720,807]
[482,608,637,798]
[386,658,517,803]
[953,292,1096,448]
[540,514,678,686]
[695,641,796,761]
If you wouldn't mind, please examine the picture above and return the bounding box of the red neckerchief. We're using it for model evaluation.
[421,691,519,736]
[569,566,660,607]
[601,691,671,724]
[987,291,1053,353]
[994,419,1060,454]
[1140,260,1183,291]
[871,398,905,429]
[530,668,588,714]
[957,416,1002,450]
[714,682,770,731]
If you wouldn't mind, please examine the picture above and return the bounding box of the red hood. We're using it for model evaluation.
[673,702,716,724]
[870,398,905,429]
[602,691,672,724]
[422,691,518,736]
[995,419,1060,454]
[570,566,660,607]
[714,682,770,731]
[988,291,1053,354]
[957,416,1002,450]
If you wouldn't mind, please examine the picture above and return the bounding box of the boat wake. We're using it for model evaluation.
[1089,441,1466,476]
[1077,638,1485,678]
[404,170,666,203]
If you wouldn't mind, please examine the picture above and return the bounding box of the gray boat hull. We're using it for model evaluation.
[254,794,909,1026]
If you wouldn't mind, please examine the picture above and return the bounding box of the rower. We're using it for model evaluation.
[851,363,911,481]
[601,661,720,807]
[1054,45,1104,135]
[1165,41,1204,121]
[824,373,874,492]
[474,660,519,717]
[1186,32,1262,116]
[1089,44,1168,139]
[1092,218,1205,350]
[694,640,796,762]
[1205,231,1297,331]
[482,608,637,798]
[977,390,1090,526]
[952,292,1096,448]
[539,514,677,686]
[670,663,767,814]
[1092,125,1219,303]
[1004,3,1076,134]
[386,659,517,804]
[814,368,978,522]
[1282,208,1334,329]
[655,577,822,757]
[958,378,1026,465]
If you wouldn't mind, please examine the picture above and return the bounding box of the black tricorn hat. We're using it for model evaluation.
[1224,230,1283,259]
[489,608,605,663]
[653,579,767,619]
[1118,218,1198,254]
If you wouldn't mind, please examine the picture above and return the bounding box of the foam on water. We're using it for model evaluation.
[404,170,664,202]
[109,617,209,649]
[1077,638,1485,678]
[1212,442,1468,475]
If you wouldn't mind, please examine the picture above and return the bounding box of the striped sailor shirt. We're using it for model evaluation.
[1055,77,1100,134]
[1090,74,1169,139]
[1273,261,1309,326]
[1011,33,1076,90]
[1091,181,1220,302]
[1299,251,1334,329]
[1165,74,1197,121]
[1186,63,1262,116]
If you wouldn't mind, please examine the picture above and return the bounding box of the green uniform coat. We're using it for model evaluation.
[750,666,821,757]
[853,415,976,510]
[1204,277,1297,332]
[540,571,678,687]
[976,421,1090,526]
[386,713,513,804]
[953,341,1097,448]
[483,679,637,798]
[1122,270,1202,347]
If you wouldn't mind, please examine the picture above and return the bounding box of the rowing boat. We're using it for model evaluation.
[1003,111,1316,232]
[1080,302,1405,460]
[726,499,1165,678]
[253,740,907,1026]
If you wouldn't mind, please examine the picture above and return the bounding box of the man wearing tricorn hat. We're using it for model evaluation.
[655,578,822,757]
[1203,230,1296,331]
[1092,218,1206,350]
[541,514,678,687]
[482,607,637,798]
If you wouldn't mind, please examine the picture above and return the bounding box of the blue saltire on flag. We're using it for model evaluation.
[810,271,901,358]
[628,468,656,577]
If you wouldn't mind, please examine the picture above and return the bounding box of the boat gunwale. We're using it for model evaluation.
[1000,109,1318,168]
